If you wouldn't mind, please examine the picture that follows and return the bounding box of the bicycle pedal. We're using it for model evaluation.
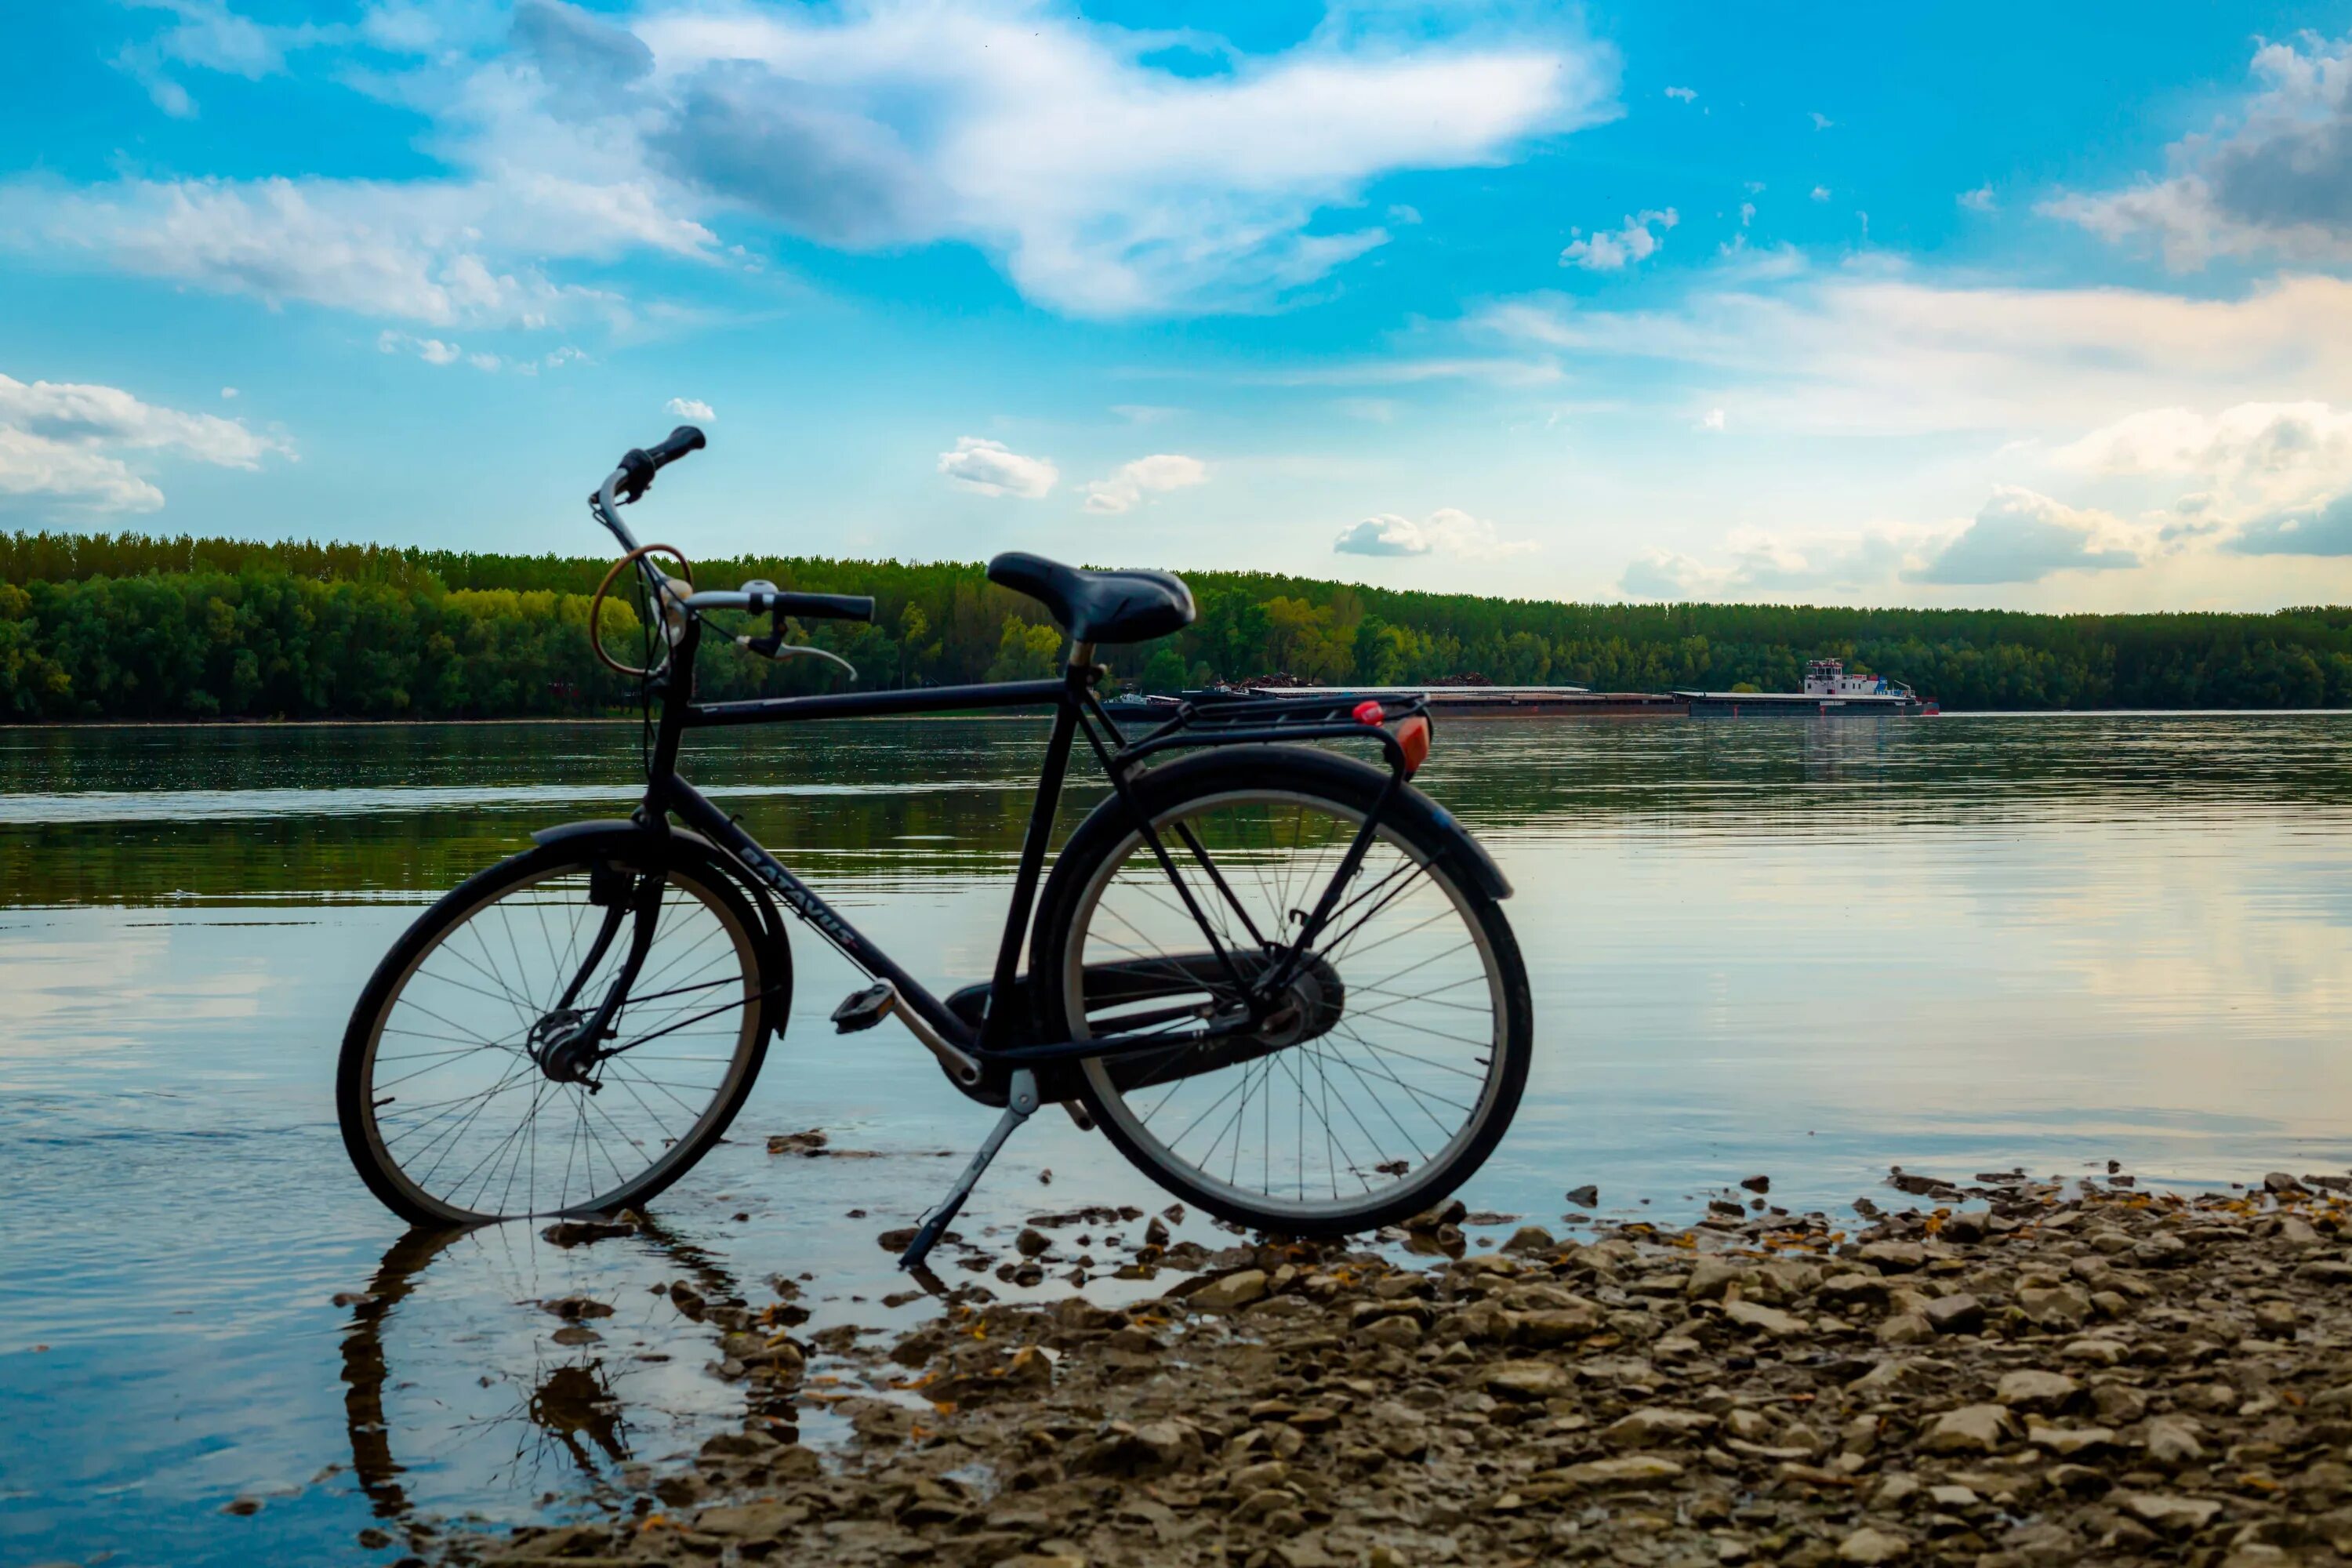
[832,982,896,1034]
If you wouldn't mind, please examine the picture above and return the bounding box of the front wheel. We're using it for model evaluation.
[338,837,783,1227]
[1035,748,1532,1236]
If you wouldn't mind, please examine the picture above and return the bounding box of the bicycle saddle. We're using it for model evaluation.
[986,552,1196,644]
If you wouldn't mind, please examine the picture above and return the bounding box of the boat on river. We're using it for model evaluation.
[1679,659,1936,717]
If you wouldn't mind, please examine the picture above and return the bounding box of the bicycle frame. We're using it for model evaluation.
[589,474,1428,1089]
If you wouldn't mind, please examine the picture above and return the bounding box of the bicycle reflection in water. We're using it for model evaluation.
[336,1214,828,1555]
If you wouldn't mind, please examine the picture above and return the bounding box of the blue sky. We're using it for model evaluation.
[11,2,2352,611]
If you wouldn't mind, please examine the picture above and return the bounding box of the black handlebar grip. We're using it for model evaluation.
[774,592,875,623]
[645,425,706,467]
[613,426,706,502]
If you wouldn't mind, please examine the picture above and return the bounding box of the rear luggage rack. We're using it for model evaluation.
[1106,688,1432,775]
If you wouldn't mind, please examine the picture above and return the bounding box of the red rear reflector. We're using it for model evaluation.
[1352,699,1385,725]
[1395,714,1431,776]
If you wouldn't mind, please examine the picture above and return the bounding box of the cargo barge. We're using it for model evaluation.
[1186,684,1687,718]
[1135,659,1935,720]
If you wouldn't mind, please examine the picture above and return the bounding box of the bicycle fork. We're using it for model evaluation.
[897,1068,1039,1270]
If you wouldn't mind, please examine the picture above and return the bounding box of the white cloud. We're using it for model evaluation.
[1958,184,1996,212]
[665,397,716,422]
[1809,111,1834,130]
[377,329,464,365]
[1110,404,1181,425]
[1809,185,1830,202]
[0,371,291,515]
[1909,486,2141,584]
[220,386,238,399]
[2054,401,2352,490]
[2231,493,2352,556]
[1621,526,1925,599]
[1386,204,1423,227]
[38,5,1622,325]
[1559,208,1677,270]
[1696,408,1726,432]
[1476,270,2352,437]
[938,436,1058,499]
[24,177,661,329]
[1739,201,1755,227]
[1082,453,1208,515]
[1664,85,1697,103]
[640,7,1617,317]
[1333,508,1535,560]
[115,0,336,116]
[1621,492,2144,599]
[2046,33,2352,268]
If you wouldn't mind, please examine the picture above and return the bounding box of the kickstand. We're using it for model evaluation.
[898,1069,1039,1271]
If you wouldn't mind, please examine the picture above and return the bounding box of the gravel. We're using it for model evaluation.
[430,1168,2352,1567]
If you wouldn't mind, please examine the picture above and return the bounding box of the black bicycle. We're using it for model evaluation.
[338,426,1533,1267]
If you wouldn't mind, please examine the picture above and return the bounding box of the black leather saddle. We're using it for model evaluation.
[985,552,1196,644]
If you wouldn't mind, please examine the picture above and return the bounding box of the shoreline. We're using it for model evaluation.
[10,708,2352,733]
[434,1167,2352,1567]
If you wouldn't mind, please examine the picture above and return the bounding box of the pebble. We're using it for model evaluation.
[1922,1404,2012,1454]
[1189,1269,1268,1312]
[1836,1525,1911,1564]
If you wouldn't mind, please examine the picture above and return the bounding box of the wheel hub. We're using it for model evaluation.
[529,1008,602,1085]
[1252,963,1336,1049]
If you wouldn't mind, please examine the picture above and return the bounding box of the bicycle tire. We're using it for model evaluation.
[339,834,786,1227]
[1033,746,1532,1236]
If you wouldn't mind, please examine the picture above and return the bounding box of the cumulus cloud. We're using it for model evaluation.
[1082,453,1207,515]
[1620,528,1922,599]
[31,4,1619,326]
[1560,209,1676,270]
[1908,486,2140,585]
[1664,85,1697,102]
[665,397,715,421]
[1958,184,1996,212]
[1333,508,1535,560]
[2048,33,2352,268]
[0,371,290,514]
[938,437,1057,499]
[1696,408,1726,432]
[641,7,1614,316]
[2051,401,2352,486]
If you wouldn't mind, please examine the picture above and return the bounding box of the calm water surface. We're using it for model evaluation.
[5,713,2352,1565]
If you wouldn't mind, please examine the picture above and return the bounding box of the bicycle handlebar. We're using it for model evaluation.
[682,588,875,623]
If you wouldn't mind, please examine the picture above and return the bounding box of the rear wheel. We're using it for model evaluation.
[1036,750,1531,1236]
[338,839,782,1227]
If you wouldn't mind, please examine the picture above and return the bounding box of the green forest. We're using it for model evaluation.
[6,528,2352,720]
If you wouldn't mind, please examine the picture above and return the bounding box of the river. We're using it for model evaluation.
[5,712,2350,1564]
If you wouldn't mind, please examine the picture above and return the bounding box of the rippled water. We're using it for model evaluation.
[6,713,2352,1565]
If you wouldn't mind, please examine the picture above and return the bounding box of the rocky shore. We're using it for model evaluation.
[454,1169,2352,1567]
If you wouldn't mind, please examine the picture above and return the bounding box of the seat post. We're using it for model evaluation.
[1067,640,1095,672]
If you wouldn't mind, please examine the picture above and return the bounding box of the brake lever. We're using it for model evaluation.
[736,629,858,681]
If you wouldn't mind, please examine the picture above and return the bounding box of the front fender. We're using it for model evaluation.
[528,818,791,987]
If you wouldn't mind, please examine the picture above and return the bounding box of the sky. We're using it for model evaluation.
[14,3,2352,612]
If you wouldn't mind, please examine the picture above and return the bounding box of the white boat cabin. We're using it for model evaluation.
[1802,659,1911,700]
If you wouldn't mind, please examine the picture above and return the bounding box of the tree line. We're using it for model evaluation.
[6,528,2352,720]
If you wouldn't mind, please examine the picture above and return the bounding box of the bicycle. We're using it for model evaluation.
[338,426,1534,1269]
